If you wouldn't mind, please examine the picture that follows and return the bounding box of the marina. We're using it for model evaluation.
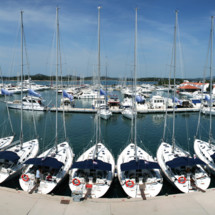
[0,2,215,214]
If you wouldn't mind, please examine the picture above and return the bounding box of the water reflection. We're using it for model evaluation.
[152,114,165,125]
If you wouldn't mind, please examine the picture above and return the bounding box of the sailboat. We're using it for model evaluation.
[5,33,46,112]
[121,104,135,120]
[122,77,137,119]
[69,7,115,199]
[99,64,112,120]
[0,11,39,183]
[117,9,163,199]
[19,8,73,194]
[0,136,14,149]
[157,11,210,193]
[194,16,215,174]
[121,85,137,119]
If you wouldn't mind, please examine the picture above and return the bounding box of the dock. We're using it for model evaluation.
[138,107,200,113]
[1,186,215,215]
[50,107,97,113]
[50,107,200,114]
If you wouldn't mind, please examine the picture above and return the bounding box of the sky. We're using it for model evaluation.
[0,0,214,79]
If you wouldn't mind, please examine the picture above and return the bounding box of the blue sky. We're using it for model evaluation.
[0,0,214,79]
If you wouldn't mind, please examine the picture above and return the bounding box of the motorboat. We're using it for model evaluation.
[6,95,48,111]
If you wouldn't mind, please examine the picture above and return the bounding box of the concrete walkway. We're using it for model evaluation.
[1,187,215,215]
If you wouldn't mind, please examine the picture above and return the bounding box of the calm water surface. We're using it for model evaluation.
[0,86,214,197]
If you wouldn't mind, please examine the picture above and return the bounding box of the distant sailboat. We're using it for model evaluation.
[19,8,73,194]
[117,9,163,199]
[121,81,137,119]
[5,21,47,112]
[99,64,112,120]
[69,7,115,199]
[0,11,39,183]
[157,11,210,193]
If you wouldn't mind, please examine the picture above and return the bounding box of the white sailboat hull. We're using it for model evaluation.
[99,109,112,120]
[202,107,215,115]
[69,143,115,198]
[19,141,73,194]
[157,142,210,193]
[194,139,215,173]
[122,108,136,120]
[0,139,39,183]
[0,136,14,149]
[117,143,163,198]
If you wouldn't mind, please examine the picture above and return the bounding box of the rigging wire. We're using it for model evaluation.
[0,67,14,135]
[58,27,67,141]
[22,20,38,138]
[177,17,191,150]
[195,20,211,139]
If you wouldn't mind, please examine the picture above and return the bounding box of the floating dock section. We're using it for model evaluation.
[50,107,200,114]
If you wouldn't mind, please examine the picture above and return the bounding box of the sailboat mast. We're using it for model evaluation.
[20,11,24,146]
[172,10,178,152]
[94,6,101,159]
[97,6,101,143]
[209,16,214,145]
[105,62,108,105]
[134,8,138,161]
[55,7,59,149]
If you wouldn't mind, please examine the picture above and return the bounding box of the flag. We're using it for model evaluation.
[1,88,13,96]
[63,90,73,101]
[28,89,41,97]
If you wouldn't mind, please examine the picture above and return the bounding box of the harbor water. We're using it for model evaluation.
[0,82,215,198]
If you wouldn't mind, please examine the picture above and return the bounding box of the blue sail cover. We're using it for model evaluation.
[136,95,145,103]
[205,94,210,101]
[63,90,73,101]
[1,89,13,96]
[24,157,64,169]
[28,89,41,97]
[166,156,206,168]
[100,89,107,96]
[205,94,213,102]
[71,159,111,171]
[172,97,182,105]
[0,151,19,162]
[191,99,201,104]
[121,159,160,171]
